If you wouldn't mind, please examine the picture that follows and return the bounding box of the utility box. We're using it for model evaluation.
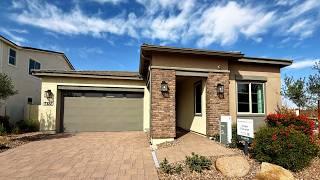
[220,116,232,145]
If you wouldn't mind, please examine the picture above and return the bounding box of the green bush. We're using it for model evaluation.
[15,120,39,133]
[229,124,240,148]
[159,158,183,174]
[0,116,13,133]
[185,152,212,172]
[0,123,6,135]
[252,127,319,171]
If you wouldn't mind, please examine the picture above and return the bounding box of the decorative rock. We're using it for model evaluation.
[255,162,295,180]
[216,156,250,177]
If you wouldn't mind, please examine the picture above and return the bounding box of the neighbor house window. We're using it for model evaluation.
[237,82,264,114]
[9,48,16,66]
[29,59,41,74]
[194,81,202,115]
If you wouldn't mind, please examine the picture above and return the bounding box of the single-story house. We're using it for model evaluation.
[33,44,292,145]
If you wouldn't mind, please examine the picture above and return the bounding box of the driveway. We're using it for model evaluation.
[0,132,158,180]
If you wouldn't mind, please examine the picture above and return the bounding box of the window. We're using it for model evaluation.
[29,59,41,74]
[194,81,202,115]
[27,97,33,104]
[9,48,16,66]
[237,82,264,114]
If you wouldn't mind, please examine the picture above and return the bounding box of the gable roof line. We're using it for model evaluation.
[0,35,75,70]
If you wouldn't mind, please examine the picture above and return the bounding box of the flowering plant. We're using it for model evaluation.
[265,113,315,138]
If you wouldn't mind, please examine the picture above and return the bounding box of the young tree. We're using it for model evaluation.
[282,76,308,110]
[307,60,320,102]
[0,73,17,101]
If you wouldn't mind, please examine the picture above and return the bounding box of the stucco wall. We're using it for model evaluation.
[176,77,206,135]
[0,41,72,122]
[228,62,282,128]
[38,76,150,132]
[152,53,229,70]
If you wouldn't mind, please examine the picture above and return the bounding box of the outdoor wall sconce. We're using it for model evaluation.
[217,83,224,98]
[44,90,54,99]
[161,81,169,92]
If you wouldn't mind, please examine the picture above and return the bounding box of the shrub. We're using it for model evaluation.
[15,120,39,133]
[0,116,13,133]
[159,158,183,174]
[0,123,6,135]
[266,113,315,138]
[252,127,319,171]
[229,124,240,148]
[185,152,212,172]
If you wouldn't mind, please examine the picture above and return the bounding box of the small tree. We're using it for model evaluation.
[307,61,320,105]
[0,73,17,101]
[282,76,308,110]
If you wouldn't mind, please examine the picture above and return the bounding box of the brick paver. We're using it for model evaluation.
[156,132,238,163]
[0,132,158,180]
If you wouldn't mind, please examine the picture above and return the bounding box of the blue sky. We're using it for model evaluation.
[0,0,319,80]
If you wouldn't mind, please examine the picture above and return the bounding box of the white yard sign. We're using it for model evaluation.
[237,119,254,138]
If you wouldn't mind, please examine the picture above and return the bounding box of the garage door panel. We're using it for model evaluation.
[63,96,143,132]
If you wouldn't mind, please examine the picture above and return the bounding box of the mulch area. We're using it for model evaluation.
[0,132,69,153]
[158,154,260,180]
[157,142,320,179]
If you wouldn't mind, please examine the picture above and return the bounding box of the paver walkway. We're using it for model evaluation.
[0,132,158,180]
[156,132,238,163]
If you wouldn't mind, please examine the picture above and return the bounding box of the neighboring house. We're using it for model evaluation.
[33,44,292,145]
[0,35,74,122]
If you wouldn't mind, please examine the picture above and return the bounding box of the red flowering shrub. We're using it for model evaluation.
[265,113,315,138]
[252,127,319,171]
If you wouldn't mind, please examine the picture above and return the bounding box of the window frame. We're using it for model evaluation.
[28,59,41,75]
[194,81,202,116]
[236,81,265,115]
[8,48,17,67]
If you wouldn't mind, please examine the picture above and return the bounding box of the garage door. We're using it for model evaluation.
[63,91,143,132]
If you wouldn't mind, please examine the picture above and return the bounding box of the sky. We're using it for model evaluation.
[0,0,319,81]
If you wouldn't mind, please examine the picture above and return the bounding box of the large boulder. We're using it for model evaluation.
[255,162,295,180]
[216,156,250,177]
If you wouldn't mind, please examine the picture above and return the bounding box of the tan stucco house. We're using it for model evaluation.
[0,35,74,122]
[33,44,292,144]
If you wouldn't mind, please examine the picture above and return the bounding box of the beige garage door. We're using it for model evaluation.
[63,93,143,132]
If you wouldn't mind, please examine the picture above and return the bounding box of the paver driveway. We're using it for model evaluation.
[0,132,158,180]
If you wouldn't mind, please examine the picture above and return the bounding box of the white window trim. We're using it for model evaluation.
[236,81,266,115]
[28,58,41,79]
[194,81,202,116]
[8,48,17,67]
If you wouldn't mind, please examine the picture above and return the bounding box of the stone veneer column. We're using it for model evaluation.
[151,69,176,139]
[206,72,230,137]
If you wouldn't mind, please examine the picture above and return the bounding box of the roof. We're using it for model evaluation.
[32,70,143,80]
[141,43,244,57]
[239,57,293,67]
[140,44,293,74]
[0,35,74,70]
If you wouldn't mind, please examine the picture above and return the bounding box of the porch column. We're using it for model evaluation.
[151,69,176,139]
[206,72,230,137]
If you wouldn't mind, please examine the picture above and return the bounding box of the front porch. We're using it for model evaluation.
[150,68,230,145]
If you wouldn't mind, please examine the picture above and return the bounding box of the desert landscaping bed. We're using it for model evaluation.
[157,148,320,179]
[0,132,63,153]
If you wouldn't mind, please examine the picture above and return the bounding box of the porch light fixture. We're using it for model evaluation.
[217,83,224,95]
[161,81,168,92]
[44,90,54,99]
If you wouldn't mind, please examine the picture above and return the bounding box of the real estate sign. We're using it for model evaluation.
[237,119,254,142]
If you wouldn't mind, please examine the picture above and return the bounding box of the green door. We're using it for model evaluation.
[63,94,143,132]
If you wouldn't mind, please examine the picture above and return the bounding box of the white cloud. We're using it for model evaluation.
[275,0,299,6]
[287,59,318,69]
[286,19,317,39]
[8,0,320,47]
[0,28,27,45]
[192,2,275,47]
[89,0,126,5]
